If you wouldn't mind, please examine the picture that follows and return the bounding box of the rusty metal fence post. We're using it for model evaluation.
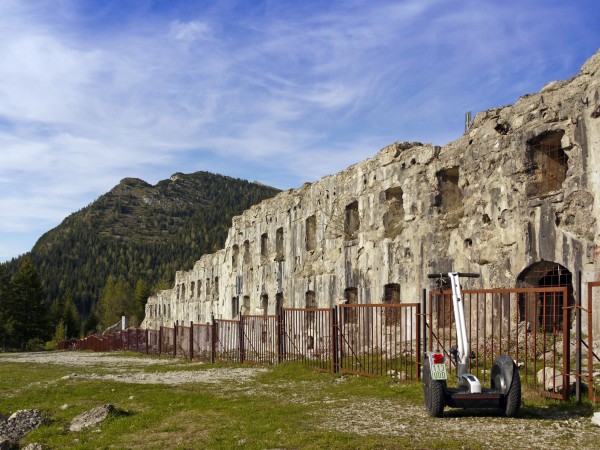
[189,321,194,360]
[239,314,245,364]
[276,304,284,363]
[211,314,216,364]
[173,322,177,358]
[158,326,163,356]
[332,306,339,373]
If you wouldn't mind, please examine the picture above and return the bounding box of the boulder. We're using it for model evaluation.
[592,412,600,427]
[0,409,43,443]
[537,367,576,393]
[69,404,115,432]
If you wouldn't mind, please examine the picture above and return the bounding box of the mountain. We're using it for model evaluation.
[5,171,280,321]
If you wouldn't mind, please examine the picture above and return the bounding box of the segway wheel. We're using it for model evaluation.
[503,366,521,417]
[492,355,521,417]
[423,360,445,417]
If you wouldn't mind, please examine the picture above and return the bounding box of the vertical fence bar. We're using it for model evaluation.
[190,321,194,360]
[211,314,216,364]
[332,306,339,373]
[173,322,177,358]
[239,315,245,364]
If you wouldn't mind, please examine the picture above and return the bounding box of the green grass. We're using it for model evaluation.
[0,352,598,449]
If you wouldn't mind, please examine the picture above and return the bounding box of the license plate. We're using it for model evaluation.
[431,363,447,380]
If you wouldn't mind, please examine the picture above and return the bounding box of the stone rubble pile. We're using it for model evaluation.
[0,409,42,447]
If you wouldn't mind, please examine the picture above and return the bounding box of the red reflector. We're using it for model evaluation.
[433,353,444,364]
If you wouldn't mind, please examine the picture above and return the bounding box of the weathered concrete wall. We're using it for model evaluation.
[143,50,600,334]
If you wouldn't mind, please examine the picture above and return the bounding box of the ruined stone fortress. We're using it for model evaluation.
[142,50,600,334]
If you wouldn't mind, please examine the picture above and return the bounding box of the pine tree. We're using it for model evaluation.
[133,279,151,325]
[9,257,51,350]
[62,292,81,338]
[98,275,134,330]
[0,264,14,350]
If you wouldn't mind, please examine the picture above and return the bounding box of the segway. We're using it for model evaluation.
[423,272,521,417]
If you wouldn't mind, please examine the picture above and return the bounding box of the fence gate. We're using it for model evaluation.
[241,315,278,364]
[338,303,421,379]
[279,307,335,372]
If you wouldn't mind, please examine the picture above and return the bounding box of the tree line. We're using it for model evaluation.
[1,171,280,349]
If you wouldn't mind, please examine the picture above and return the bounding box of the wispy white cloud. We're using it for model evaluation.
[0,0,599,262]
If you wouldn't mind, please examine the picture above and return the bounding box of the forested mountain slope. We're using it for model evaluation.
[5,171,280,322]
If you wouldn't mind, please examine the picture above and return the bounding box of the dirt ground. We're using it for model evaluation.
[2,352,599,449]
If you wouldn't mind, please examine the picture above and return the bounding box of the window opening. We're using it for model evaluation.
[436,167,462,213]
[306,215,317,251]
[526,130,567,197]
[243,240,251,265]
[344,287,358,324]
[275,227,284,260]
[261,294,269,315]
[383,283,401,325]
[232,297,239,319]
[383,186,404,237]
[261,233,269,257]
[345,201,360,239]
[232,244,239,269]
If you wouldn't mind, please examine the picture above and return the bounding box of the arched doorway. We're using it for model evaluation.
[517,261,572,331]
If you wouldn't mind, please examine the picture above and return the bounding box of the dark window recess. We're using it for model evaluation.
[261,294,269,315]
[344,287,358,324]
[261,233,268,257]
[345,201,360,239]
[306,215,317,251]
[275,227,284,260]
[383,186,404,237]
[242,295,250,315]
[526,130,568,197]
[243,240,251,265]
[232,244,239,269]
[232,297,239,319]
[435,167,462,213]
[383,283,401,326]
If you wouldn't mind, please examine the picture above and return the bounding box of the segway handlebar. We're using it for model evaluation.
[427,272,480,279]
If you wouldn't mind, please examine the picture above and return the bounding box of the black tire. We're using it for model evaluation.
[423,360,446,417]
[503,366,521,417]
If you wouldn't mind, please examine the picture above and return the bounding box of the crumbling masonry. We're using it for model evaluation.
[143,50,600,335]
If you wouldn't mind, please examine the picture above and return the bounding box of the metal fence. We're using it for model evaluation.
[60,304,421,380]
[59,283,599,402]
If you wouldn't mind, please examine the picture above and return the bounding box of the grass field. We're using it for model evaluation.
[0,351,598,449]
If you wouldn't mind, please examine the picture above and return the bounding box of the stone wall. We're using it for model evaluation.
[143,50,600,334]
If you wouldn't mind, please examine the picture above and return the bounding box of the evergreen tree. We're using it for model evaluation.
[62,292,81,338]
[133,279,151,325]
[98,275,134,330]
[9,257,51,350]
[0,264,14,350]
[83,311,99,336]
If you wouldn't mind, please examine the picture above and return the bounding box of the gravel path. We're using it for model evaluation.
[0,352,268,384]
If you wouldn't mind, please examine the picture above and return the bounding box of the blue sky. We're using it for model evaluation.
[1,0,599,262]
